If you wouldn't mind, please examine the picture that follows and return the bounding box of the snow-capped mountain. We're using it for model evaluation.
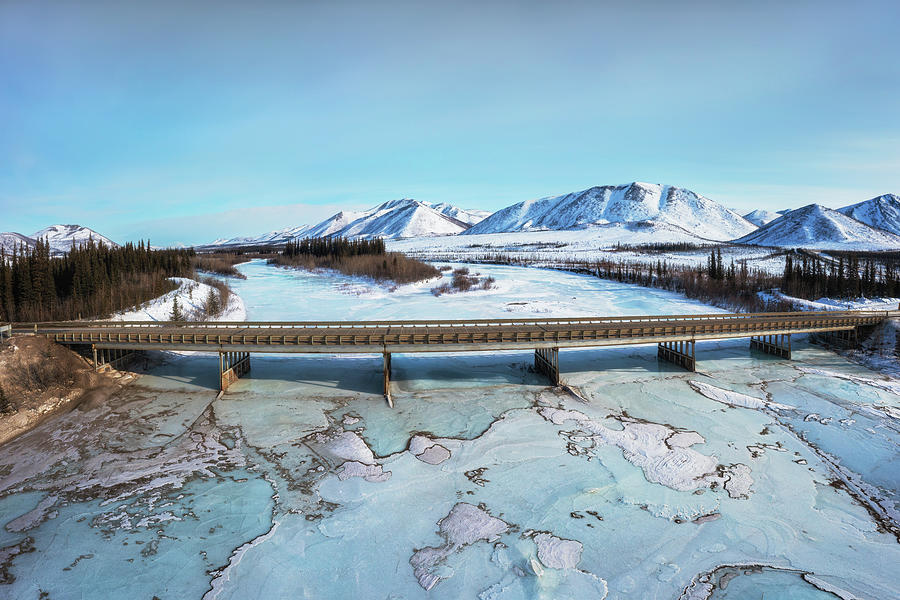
[734,204,900,249]
[305,199,475,239]
[837,194,900,236]
[32,224,118,255]
[743,209,782,227]
[304,209,366,239]
[0,232,36,256]
[463,182,756,241]
[210,225,311,247]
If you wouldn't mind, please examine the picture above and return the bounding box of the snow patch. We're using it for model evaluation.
[688,380,793,411]
[111,277,246,322]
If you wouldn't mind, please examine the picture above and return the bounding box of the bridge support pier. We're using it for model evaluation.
[750,333,791,359]
[383,352,393,408]
[658,340,696,372]
[92,346,141,372]
[534,347,561,386]
[219,351,250,392]
[816,328,858,349]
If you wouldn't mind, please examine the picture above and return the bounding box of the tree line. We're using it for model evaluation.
[282,236,386,258]
[0,239,195,322]
[783,252,900,299]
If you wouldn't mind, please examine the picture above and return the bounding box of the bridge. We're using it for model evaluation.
[12,309,896,406]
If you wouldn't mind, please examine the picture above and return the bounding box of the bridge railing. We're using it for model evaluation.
[13,309,897,331]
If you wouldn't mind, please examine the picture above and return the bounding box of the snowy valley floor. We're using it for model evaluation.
[0,260,898,599]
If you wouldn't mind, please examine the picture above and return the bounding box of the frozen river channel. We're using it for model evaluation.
[0,260,898,599]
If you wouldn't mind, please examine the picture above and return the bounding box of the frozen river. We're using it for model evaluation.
[1,260,898,599]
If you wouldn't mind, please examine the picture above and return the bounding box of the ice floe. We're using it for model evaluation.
[532,532,583,569]
[408,434,456,465]
[410,503,509,590]
[539,406,754,496]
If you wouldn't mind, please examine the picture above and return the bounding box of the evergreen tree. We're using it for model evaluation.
[204,288,220,317]
[170,296,184,321]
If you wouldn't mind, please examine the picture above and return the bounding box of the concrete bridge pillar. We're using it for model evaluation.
[657,339,696,372]
[534,347,561,386]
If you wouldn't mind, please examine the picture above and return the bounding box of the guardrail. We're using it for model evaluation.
[0,324,10,340]
[12,309,899,332]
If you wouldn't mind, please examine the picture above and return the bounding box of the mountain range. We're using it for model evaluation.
[209,199,490,247]
[6,187,900,255]
[0,225,118,256]
[205,185,900,250]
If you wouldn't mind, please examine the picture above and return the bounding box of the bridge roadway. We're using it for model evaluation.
[12,309,897,405]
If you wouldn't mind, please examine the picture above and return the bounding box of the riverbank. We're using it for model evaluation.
[0,336,136,447]
[111,276,246,322]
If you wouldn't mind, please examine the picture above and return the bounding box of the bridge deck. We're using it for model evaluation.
[13,310,896,354]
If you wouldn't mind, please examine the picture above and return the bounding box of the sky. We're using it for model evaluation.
[1,0,899,246]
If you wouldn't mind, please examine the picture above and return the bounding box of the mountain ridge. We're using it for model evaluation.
[734,204,900,249]
[463,182,757,241]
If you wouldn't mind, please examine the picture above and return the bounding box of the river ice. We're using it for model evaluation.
[0,260,898,599]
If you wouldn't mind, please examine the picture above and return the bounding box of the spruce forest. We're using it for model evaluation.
[0,239,194,322]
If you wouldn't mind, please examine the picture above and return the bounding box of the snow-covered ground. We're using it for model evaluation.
[760,291,900,312]
[111,277,246,322]
[390,231,788,274]
[0,261,898,599]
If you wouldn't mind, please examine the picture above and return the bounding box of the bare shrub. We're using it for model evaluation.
[431,283,452,296]
[192,254,248,278]
[11,353,68,391]
[432,269,494,295]
[451,268,478,291]
[0,386,12,414]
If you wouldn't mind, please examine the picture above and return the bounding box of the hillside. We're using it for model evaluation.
[464,182,756,241]
[837,194,900,236]
[734,204,900,249]
[32,224,118,255]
